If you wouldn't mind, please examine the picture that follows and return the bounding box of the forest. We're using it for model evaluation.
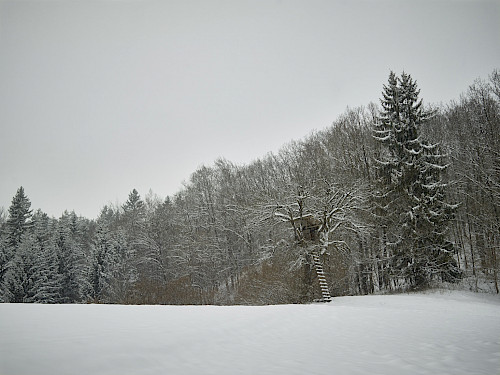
[1,70,499,304]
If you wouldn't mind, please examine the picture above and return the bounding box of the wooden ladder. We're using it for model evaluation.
[312,251,332,302]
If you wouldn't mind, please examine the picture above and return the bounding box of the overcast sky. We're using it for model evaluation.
[1,0,499,218]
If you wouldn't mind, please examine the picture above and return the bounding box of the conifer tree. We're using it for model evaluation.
[2,236,35,302]
[56,212,87,303]
[0,240,7,301]
[373,72,458,288]
[31,210,62,303]
[1,187,34,300]
[120,189,146,295]
[89,223,118,302]
[2,211,61,303]
[122,188,146,237]
[6,187,33,250]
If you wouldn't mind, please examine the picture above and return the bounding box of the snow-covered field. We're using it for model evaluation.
[0,291,499,375]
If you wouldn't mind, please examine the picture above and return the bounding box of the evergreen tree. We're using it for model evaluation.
[122,188,146,237]
[5,187,33,250]
[2,236,35,302]
[0,241,7,301]
[120,189,146,296]
[56,212,87,303]
[2,211,61,303]
[1,187,34,300]
[3,235,42,302]
[89,223,118,302]
[31,210,62,303]
[0,225,9,301]
[373,72,458,288]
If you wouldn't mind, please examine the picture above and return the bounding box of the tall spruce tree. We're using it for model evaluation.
[6,187,33,250]
[89,223,118,302]
[1,187,33,300]
[31,211,61,303]
[2,210,61,303]
[373,72,458,288]
[120,189,145,295]
[122,189,146,237]
[56,212,86,303]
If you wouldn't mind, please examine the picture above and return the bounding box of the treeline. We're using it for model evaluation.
[0,70,498,304]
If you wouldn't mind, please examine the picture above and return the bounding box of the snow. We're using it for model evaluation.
[1,291,499,375]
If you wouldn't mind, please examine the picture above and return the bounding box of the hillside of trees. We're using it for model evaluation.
[1,70,499,304]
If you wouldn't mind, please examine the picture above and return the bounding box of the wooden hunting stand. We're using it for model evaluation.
[282,213,332,302]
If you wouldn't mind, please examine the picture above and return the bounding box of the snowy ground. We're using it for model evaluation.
[0,291,499,375]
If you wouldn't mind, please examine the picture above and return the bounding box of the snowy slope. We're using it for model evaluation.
[0,291,499,375]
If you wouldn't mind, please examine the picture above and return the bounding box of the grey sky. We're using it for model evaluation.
[1,0,499,218]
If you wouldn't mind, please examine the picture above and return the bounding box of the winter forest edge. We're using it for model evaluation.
[1,70,499,305]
